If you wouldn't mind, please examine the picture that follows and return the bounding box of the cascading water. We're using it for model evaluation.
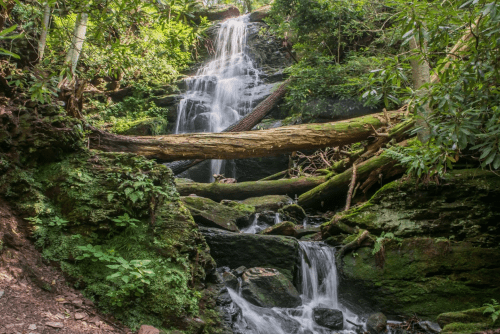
[227,241,363,333]
[175,15,262,181]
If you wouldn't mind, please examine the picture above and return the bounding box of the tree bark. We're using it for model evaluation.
[176,175,329,202]
[89,111,402,162]
[65,13,88,74]
[409,36,431,143]
[38,3,51,61]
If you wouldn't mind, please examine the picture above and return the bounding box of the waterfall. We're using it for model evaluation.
[227,241,363,333]
[175,15,262,181]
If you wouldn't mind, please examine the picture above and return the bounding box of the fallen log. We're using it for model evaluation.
[89,111,403,162]
[176,175,330,202]
[297,142,408,209]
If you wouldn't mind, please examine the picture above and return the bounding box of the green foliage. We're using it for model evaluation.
[483,299,500,324]
[0,24,23,58]
[372,232,402,255]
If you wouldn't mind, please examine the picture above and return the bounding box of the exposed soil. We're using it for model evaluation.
[0,198,131,334]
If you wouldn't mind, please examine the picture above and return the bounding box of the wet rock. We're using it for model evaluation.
[241,195,293,212]
[279,204,306,224]
[232,266,247,277]
[138,325,160,334]
[240,268,301,308]
[181,196,255,231]
[260,221,297,237]
[200,227,300,281]
[312,308,343,330]
[415,321,441,333]
[222,271,239,290]
[366,312,387,334]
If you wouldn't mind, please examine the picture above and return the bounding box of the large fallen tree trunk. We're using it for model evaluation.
[176,174,329,201]
[89,111,403,162]
[166,78,292,174]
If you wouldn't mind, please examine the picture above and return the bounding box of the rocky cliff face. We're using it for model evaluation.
[322,170,500,320]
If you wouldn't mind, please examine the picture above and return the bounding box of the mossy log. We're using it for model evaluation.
[89,111,403,162]
[176,175,330,202]
[298,151,406,209]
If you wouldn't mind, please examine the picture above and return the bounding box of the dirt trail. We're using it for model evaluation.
[0,198,130,334]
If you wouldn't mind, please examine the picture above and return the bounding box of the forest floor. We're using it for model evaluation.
[0,198,130,334]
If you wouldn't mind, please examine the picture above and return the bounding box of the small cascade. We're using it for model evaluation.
[175,15,263,181]
[274,212,282,224]
[241,214,260,234]
[227,241,363,333]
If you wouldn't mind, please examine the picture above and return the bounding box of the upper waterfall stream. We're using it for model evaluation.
[175,15,263,181]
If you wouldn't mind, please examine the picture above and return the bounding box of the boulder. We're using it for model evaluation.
[260,221,297,237]
[249,5,271,22]
[240,195,293,212]
[279,204,306,224]
[138,325,160,334]
[240,268,301,308]
[295,227,321,239]
[366,312,387,334]
[414,321,441,333]
[312,308,344,330]
[221,271,239,290]
[181,196,255,231]
[437,306,496,327]
[200,227,300,282]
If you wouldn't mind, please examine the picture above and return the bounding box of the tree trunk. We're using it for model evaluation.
[176,175,329,202]
[89,111,403,161]
[38,3,51,61]
[409,36,431,143]
[65,13,88,74]
[166,78,292,174]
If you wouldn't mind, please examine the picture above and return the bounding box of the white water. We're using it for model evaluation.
[227,242,364,333]
[175,15,262,181]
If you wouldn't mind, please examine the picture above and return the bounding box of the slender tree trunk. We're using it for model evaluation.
[88,111,403,161]
[409,36,431,143]
[38,4,51,61]
[65,13,88,74]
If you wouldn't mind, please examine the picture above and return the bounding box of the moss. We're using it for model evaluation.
[2,149,219,331]
[260,221,297,237]
[113,117,169,136]
[441,322,491,333]
[437,306,499,327]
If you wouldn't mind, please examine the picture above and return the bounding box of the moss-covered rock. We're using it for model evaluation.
[437,306,499,327]
[200,227,300,282]
[113,117,169,136]
[260,221,297,237]
[182,196,255,231]
[324,169,500,246]
[240,195,293,212]
[249,5,271,22]
[334,170,500,320]
[278,204,306,224]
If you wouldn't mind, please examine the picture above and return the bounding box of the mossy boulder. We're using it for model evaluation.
[278,204,306,224]
[249,5,271,22]
[113,117,169,136]
[193,5,239,23]
[182,196,255,231]
[240,267,301,308]
[240,195,293,212]
[437,306,499,327]
[324,169,500,246]
[200,227,300,282]
[260,221,297,237]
